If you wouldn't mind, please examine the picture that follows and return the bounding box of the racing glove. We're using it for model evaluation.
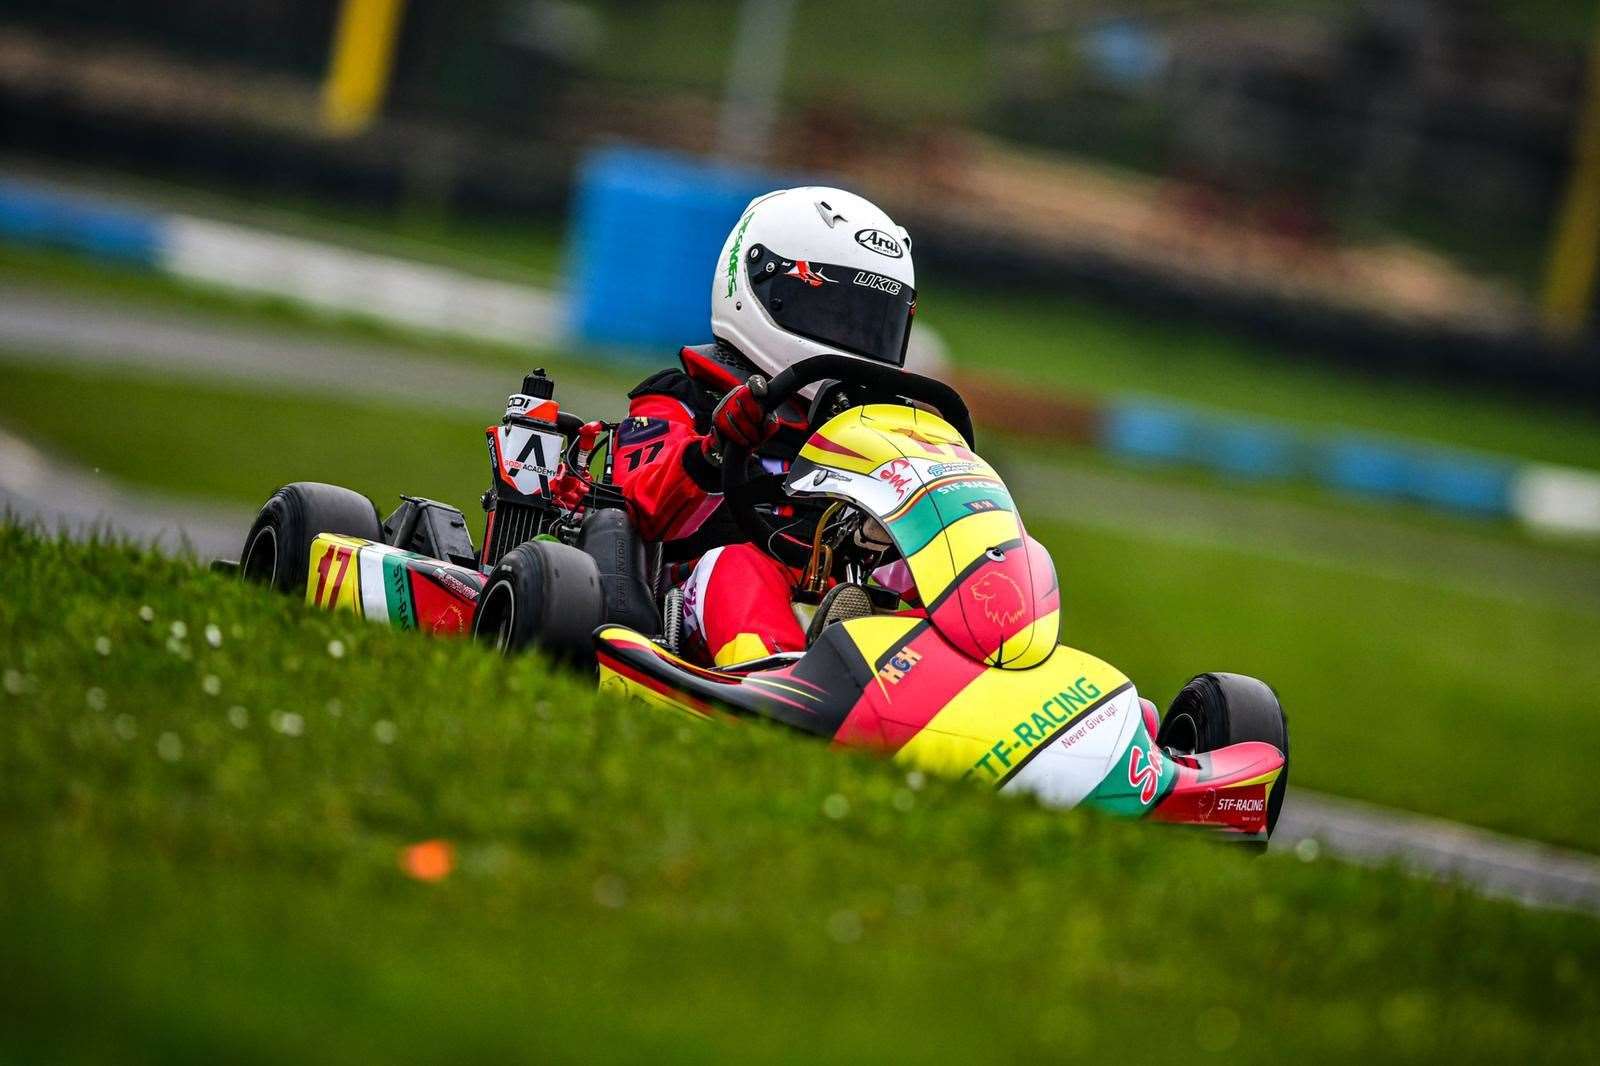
[547,464,589,513]
[704,377,776,464]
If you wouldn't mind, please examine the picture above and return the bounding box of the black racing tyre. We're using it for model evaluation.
[1157,672,1290,836]
[472,540,603,662]
[239,482,382,594]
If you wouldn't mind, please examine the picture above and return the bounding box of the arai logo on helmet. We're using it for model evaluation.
[854,228,904,259]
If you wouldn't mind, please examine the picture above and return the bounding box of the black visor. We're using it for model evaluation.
[745,244,915,366]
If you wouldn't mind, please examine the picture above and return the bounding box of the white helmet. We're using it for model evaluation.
[711,187,916,380]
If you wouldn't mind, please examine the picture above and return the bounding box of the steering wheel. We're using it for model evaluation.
[721,355,976,569]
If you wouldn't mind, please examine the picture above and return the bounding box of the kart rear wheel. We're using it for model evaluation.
[472,540,603,663]
[240,482,382,594]
[1158,673,1289,836]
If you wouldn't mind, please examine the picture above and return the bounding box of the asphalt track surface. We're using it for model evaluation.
[3,286,1599,917]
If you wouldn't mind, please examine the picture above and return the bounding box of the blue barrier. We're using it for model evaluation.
[568,147,780,353]
[1406,451,1515,515]
[1101,403,1194,464]
[1098,400,1515,518]
[1194,419,1299,480]
[1321,437,1412,500]
[0,178,162,265]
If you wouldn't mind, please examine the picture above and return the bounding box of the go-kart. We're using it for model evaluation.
[224,355,1289,841]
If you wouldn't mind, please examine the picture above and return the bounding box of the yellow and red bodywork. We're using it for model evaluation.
[596,405,1285,836]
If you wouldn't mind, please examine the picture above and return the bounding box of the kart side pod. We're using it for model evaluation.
[303,534,486,635]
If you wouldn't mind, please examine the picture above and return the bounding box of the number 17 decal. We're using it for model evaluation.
[313,545,354,609]
[623,441,666,471]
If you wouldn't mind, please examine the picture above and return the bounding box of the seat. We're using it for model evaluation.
[578,508,661,637]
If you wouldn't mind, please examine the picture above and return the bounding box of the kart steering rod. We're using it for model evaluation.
[719,354,977,566]
[755,354,976,448]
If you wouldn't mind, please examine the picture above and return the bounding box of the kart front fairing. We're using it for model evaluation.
[784,403,1060,670]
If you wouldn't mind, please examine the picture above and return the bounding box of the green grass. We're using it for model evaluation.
[0,361,489,532]
[1,527,1597,1063]
[929,288,1600,469]
[1031,518,1600,851]
[4,362,1598,848]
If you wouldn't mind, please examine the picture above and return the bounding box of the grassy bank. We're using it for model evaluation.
[1,528,1596,1063]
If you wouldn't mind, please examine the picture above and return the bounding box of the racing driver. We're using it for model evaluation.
[556,187,919,666]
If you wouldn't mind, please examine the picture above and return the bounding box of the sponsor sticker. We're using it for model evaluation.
[725,213,753,296]
[428,567,481,603]
[1195,789,1266,823]
[808,468,850,489]
[617,416,668,445]
[785,260,835,286]
[1127,744,1163,805]
[851,270,903,294]
[854,228,904,259]
[964,675,1105,781]
[876,457,914,499]
[876,647,923,685]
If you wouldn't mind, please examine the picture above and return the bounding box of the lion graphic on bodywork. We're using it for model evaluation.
[969,571,1026,628]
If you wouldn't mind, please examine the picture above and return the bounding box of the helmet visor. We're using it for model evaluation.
[745,244,915,367]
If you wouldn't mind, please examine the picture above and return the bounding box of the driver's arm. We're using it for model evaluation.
[612,392,722,544]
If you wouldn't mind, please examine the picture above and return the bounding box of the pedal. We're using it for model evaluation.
[805,582,874,646]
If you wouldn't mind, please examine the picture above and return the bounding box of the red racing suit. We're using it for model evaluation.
[612,344,809,666]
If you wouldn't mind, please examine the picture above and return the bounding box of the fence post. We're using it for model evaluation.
[1542,20,1600,340]
[321,0,407,138]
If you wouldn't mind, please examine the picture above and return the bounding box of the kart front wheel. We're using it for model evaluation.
[472,540,603,662]
[240,482,382,594]
[1157,673,1289,836]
